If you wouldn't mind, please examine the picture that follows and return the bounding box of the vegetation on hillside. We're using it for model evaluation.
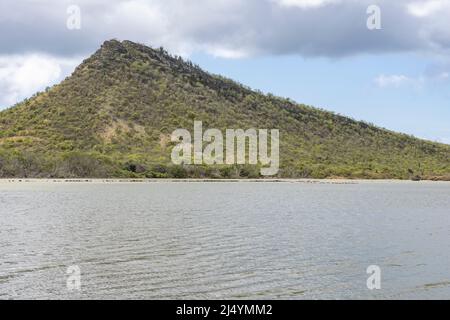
[0,40,449,179]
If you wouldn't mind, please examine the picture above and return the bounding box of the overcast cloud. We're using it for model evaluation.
[1,0,450,106]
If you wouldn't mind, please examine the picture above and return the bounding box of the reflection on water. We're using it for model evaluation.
[0,181,449,299]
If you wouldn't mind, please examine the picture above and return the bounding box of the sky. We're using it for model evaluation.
[0,0,449,143]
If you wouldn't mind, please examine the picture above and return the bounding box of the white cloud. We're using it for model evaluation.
[407,0,450,17]
[2,0,450,60]
[0,54,80,107]
[437,71,449,79]
[374,74,415,88]
[204,46,251,59]
[374,68,450,89]
[274,0,341,9]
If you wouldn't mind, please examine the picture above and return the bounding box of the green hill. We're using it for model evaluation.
[0,39,449,179]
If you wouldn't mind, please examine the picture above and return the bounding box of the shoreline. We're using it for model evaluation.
[0,178,449,184]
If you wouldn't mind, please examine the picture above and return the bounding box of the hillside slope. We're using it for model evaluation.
[0,39,449,179]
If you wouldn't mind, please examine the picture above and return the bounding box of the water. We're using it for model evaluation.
[0,181,449,299]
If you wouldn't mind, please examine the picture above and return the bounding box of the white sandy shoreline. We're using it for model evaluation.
[0,178,449,184]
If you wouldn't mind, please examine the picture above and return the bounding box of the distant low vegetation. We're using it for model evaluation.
[0,40,449,180]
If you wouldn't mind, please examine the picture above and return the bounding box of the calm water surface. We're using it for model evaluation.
[0,181,449,299]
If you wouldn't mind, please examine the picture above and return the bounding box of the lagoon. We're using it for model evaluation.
[0,181,449,299]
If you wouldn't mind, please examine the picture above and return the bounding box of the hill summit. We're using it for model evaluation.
[0,39,449,179]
